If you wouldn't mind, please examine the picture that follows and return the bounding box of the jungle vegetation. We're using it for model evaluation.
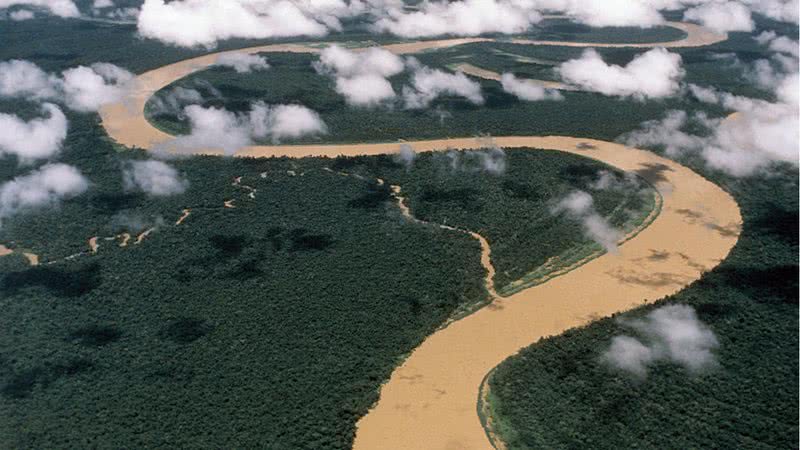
[325,149,657,295]
[0,7,796,450]
[484,157,799,450]
[0,107,641,448]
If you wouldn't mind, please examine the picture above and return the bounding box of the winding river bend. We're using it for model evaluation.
[100,22,741,450]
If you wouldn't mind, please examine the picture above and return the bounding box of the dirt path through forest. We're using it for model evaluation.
[97,22,738,450]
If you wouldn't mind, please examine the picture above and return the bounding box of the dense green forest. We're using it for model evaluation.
[0,119,495,448]
[0,6,797,450]
[484,157,798,449]
[0,111,640,447]
[479,16,799,449]
[324,150,656,294]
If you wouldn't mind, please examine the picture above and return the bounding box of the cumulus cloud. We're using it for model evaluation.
[0,59,60,100]
[315,45,404,106]
[589,169,641,191]
[621,110,709,157]
[500,73,563,101]
[0,163,88,226]
[164,105,252,154]
[215,53,270,73]
[558,48,684,100]
[162,102,326,154]
[317,49,483,109]
[251,103,328,140]
[316,44,405,78]
[403,62,484,108]
[9,9,33,20]
[0,103,68,163]
[437,144,507,175]
[622,33,799,178]
[335,74,398,106]
[123,160,188,196]
[552,190,621,252]
[683,1,754,33]
[61,63,134,112]
[602,304,719,378]
[557,0,665,28]
[0,0,79,18]
[0,60,134,112]
[136,0,372,48]
[90,0,139,22]
[148,86,206,117]
[755,31,799,58]
[625,102,799,176]
[742,0,799,24]
[394,143,416,169]
[372,0,541,38]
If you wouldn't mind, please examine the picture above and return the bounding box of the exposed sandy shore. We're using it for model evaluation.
[135,228,155,245]
[0,244,40,266]
[96,22,739,450]
[175,209,191,225]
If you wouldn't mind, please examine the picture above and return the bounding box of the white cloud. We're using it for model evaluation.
[371,0,541,38]
[252,103,327,140]
[136,0,367,48]
[0,60,134,112]
[403,63,484,108]
[215,53,270,73]
[0,103,68,163]
[123,160,188,196]
[552,190,621,252]
[335,74,397,106]
[0,163,88,226]
[559,0,665,28]
[395,143,416,168]
[0,0,79,17]
[742,0,799,24]
[621,110,709,157]
[165,104,252,154]
[315,45,405,78]
[9,9,33,20]
[148,86,205,116]
[683,1,754,33]
[558,48,684,100]
[603,335,655,378]
[161,102,326,154]
[61,63,134,112]
[500,73,563,101]
[0,59,60,100]
[624,60,798,177]
[755,31,799,58]
[438,146,508,175]
[314,45,404,106]
[603,305,719,378]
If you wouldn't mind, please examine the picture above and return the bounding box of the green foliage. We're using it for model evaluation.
[0,146,495,448]
[0,107,644,448]
[485,158,799,450]
[328,149,657,293]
